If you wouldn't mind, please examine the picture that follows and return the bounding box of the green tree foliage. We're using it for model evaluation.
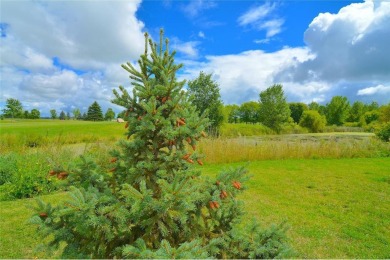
[72,108,81,120]
[259,84,290,133]
[376,122,390,142]
[2,98,23,118]
[289,102,308,124]
[104,108,116,121]
[59,111,66,120]
[347,101,366,122]
[24,110,30,119]
[299,110,327,133]
[224,104,240,123]
[366,101,379,111]
[50,109,57,119]
[87,101,104,121]
[117,110,126,119]
[308,101,320,111]
[31,30,291,259]
[363,110,380,125]
[379,103,390,122]
[239,101,260,124]
[30,109,40,119]
[187,71,224,135]
[325,96,350,126]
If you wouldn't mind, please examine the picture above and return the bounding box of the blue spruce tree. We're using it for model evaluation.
[31,30,291,259]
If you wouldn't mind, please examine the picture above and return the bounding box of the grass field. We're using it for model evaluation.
[1,119,389,258]
[1,158,389,258]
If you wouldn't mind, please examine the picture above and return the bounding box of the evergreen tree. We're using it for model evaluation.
[31,30,291,259]
[187,71,224,135]
[87,101,104,121]
[259,84,290,133]
[59,111,66,120]
[50,109,57,119]
[81,112,87,120]
[104,108,116,121]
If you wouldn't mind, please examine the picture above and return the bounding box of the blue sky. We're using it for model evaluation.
[1,0,389,116]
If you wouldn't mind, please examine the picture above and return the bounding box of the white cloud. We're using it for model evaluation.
[198,31,205,38]
[254,38,270,44]
[172,39,200,58]
[0,0,146,116]
[180,47,314,104]
[238,2,284,39]
[237,2,275,26]
[274,0,390,103]
[182,0,217,18]
[1,0,145,70]
[277,1,390,83]
[259,19,284,38]
[357,84,390,96]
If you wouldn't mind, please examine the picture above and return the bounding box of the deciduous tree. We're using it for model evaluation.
[72,108,81,120]
[104,108,116,121]
[325,96,350,126]
[30,109,40,119]
[299,110,326,133]
[239,101,260,124]
[289,102,308,124]
[259,84,290,133]
[50,109,57,119]
[187,71,224,135]
[2,98,23,118]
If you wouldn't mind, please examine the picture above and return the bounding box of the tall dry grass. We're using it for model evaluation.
[198,135,390,164]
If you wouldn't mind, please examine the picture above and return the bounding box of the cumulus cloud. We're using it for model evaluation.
[276,0,390,85]
[357,84,390,96]
[1,0,145,70]
[180,47,314,104]
[0,0,146,116]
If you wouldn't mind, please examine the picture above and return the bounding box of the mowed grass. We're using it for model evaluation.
[0,119,126,151]
[1,158,389,258]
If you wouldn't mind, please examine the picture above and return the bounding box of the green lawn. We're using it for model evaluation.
[1,158,389,258]
[0,119,124,137]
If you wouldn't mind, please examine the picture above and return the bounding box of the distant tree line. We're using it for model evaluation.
[222,87,389,134]
[1,99,116,121]
[1,98,41,119]
[2,78,389,140]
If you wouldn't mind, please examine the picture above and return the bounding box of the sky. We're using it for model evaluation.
[1,0,390,117]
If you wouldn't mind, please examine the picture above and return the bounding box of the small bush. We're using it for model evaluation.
[299,110,326,133]
[376,122,390,142]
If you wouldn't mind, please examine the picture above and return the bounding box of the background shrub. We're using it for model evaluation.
[299,110,326,133]
[376,122,390,142]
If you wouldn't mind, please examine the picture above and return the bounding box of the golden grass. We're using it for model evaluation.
[198,134,389,164]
